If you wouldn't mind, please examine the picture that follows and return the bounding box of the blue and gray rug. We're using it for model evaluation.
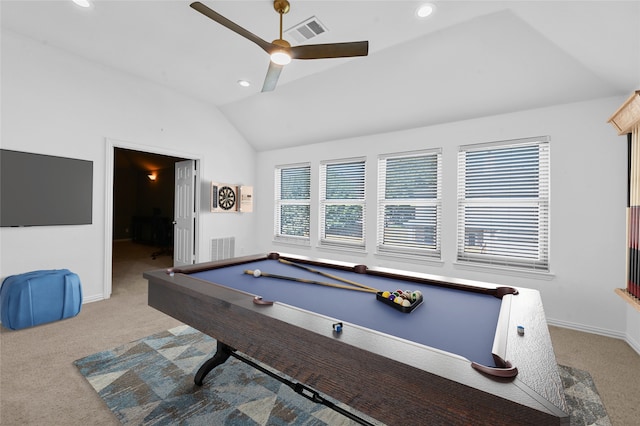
[74,325,610,425]
[558,365,611,426]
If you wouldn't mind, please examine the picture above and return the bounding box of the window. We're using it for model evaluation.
[320,159,366,249]
[457,137,550,271]
[274,164,311,244]
[377,150,442,258]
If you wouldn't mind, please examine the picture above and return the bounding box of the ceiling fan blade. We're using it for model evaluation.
[262,62,284,92]
[190,2,274,54]
[291,41,369,60]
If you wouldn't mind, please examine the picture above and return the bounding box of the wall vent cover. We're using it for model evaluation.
[211,237,235,261]
[285,16,327,44]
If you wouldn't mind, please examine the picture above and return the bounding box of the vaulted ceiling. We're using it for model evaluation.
[3,1,639,151]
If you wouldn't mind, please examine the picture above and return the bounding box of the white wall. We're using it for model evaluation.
[627,305,640,353]
[0,31,259,301]
[255,96,632,339]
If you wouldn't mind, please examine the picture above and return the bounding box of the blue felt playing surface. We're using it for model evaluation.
[190,259,501,367]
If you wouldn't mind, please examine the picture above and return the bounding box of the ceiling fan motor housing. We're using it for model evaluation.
[272,38,291,49]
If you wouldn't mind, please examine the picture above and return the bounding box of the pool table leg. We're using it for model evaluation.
[194,340,235,386]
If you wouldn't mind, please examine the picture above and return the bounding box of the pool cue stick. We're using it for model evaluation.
[244,270,379,293]
[278,258,378,292]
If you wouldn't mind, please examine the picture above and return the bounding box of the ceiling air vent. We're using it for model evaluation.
[285,16,328,44]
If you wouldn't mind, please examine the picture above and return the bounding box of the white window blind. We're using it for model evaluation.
[274,164,310,244]
[377,150,441,258]
[457,137,550,271]
[320,159,366,249]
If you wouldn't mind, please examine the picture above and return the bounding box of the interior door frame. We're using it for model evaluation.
[103,137,201,299]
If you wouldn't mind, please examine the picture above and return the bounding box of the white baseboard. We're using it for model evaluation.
[625,332,640,355]
[547,318,640,356]
[547,318,626,339]
[82,293,108,304]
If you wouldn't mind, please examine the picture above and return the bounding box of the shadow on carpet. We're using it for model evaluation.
[74,325,610,426]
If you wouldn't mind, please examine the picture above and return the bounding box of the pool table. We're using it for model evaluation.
[145,252,568,425]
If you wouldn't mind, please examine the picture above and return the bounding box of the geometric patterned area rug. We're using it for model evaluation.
[558,366,611,426]
[74,325,377,426]
[74,325,610,426]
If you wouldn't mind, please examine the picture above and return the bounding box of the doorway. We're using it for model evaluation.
[104,139,200,298]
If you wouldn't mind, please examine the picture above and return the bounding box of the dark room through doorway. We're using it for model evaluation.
[111,148,188,294]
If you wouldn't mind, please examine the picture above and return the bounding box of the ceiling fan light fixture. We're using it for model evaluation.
[270,38,292,65]
[270,50,292,65]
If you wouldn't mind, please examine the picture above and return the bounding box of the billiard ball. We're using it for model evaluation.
[253,269,262,277]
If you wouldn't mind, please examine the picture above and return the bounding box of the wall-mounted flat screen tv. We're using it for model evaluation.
[0,149,93,227]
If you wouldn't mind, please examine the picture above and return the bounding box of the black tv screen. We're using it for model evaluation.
[0,149,93,227]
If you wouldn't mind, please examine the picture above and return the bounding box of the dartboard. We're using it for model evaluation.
[218,186,236,210]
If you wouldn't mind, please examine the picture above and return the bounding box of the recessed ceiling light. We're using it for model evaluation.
[237,80,251,87]
[416,3,436,18]
[72,0,92,8]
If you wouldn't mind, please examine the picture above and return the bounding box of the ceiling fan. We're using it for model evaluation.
[190,1,369,92]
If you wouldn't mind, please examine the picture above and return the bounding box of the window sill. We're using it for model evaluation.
[273,238,311,248]
[375,251,444,267]
[316,244,367,257]
[615,288,640,312]
[453,262,555,281]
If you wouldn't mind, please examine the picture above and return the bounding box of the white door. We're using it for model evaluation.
[174,160,196,266]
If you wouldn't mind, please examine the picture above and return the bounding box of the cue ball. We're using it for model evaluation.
[253,269,261,277]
